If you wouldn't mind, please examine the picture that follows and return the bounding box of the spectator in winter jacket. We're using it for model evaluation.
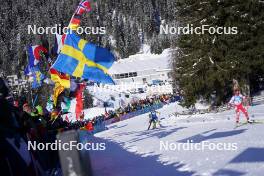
[85,120,94,132]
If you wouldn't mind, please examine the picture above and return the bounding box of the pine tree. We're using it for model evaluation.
[173,0,264,107]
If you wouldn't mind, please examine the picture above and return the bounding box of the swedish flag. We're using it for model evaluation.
[52,31,115,84]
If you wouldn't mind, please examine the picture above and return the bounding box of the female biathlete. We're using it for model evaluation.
[228,88,253,125]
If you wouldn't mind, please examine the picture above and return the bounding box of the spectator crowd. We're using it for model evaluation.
[0,77,181,175]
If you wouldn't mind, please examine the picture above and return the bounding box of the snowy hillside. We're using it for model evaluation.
[109,48,173,75]
[87,103,264,176]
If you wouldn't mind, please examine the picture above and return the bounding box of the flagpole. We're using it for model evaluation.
[51,0,85,68]
[63,0,84,43]
[33,94,38,107]
[30,82,34,106]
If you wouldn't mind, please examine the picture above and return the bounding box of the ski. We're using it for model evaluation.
[251,119,264,124]
[234,120,264,129]
[234,122,248,129]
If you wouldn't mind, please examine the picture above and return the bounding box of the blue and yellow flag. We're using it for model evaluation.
[31,66,45,89]
[51,31,115,84]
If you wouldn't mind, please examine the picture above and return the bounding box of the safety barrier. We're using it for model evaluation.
[104,103,164,126]
[93,119,107,133]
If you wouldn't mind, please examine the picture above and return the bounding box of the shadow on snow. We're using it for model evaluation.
[87,136,195,176]
[177,129,247,143]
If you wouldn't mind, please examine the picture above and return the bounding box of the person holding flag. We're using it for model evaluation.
[48,0,96,122]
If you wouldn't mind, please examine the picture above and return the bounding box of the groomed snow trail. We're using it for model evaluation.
[89,103,264,176]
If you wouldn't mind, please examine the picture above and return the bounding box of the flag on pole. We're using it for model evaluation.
[28,45,48,66]
[55,0,92,54]
[61,97,72,113]
[24,65,44,88]
[50,68,70,88]
[75,0,91,15]
[61,83,85,120]
[75,83,85,120]
[68,98,77,113]
[69,15,82,31]
[31,68,45,89]
[53,83,65,106]
[52,33,66,55]
[69,0,92,30]
[51,31,115,84]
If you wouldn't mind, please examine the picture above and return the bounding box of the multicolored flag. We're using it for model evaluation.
[24,65,45,88]
[53,83,65,106]
[55,0,92,54]
[31,67,45,89]
[52,33,66,55]
[61,97,72,113]
[69,0,91,30]
[75,83,85,120]
[75,0,91,16]
[28,45,48,66]
[50,68,70,88]
[69,15,82,31]
[51,30,115,84]
[61,83,85,120]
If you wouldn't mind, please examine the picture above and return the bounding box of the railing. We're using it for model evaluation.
[93,119,107,133]
[103,103,164,126]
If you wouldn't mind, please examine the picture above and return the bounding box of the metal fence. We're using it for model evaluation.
[92,103,165,133]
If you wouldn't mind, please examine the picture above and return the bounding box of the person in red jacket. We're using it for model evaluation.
[85,120,94,132]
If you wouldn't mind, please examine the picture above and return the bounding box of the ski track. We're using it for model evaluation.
[91,103,264,176]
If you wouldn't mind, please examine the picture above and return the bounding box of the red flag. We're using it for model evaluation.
[75,0,91,15]
[75,83,85,120]
[50,68,70,88]
[69,15,82,30]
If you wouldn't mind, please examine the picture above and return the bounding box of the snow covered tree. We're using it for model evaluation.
[173,0,264,107]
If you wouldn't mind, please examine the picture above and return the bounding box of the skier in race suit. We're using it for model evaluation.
[228,88,252,124]
[147,110,159,130]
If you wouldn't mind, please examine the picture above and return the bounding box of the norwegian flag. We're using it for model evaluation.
[75,0,91,15]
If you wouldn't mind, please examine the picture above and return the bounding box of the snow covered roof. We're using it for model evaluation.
[109,49,173,74]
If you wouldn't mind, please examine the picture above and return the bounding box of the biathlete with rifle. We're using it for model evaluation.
[228,88,253,125]
[147,109,160,130]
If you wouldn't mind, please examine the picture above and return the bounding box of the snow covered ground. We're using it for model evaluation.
[87,103,264,176]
